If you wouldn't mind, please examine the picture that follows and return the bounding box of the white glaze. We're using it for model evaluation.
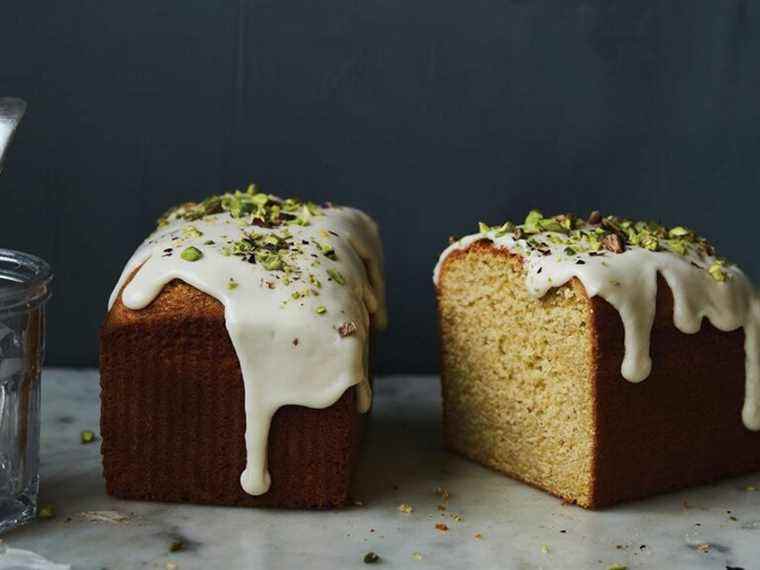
[109,206,386,495]
[434,227,760,431]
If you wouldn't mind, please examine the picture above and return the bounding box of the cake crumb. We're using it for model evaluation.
[435,523,448,532]
[363,552,380,564]
[450,513,464,522]
[696,543,711,553]
[541,544,550,554]
[169,540,184,553]
[166,563,178,570]
[78,510,130,524]
[411,552,423,561]
[81,430,96,444]
[398,503,413,514]
[434,486,450,502]
[473,532,483,540]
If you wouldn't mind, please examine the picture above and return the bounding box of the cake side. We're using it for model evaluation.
[436,209,760,509]
[101,185,386,505]
[436,240,598,506]
[101,277,364,508]
[589,279,760,507]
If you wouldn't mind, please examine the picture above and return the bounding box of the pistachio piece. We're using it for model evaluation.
[668,226,690,238]
[315,305,327,315]
[601,233,625,254]
[708,260,729,282]
[180,246,203,262]
[338,321,358,337]
[523,209,544,234]
[478,221,490,234]
[327,268,346,285]
[81,430,96,444]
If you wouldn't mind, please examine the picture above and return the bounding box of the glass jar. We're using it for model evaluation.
[0,249,51,533]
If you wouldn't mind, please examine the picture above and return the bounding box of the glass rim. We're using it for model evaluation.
[0,248,53,313]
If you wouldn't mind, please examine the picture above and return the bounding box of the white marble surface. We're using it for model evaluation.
[2,369,759,570]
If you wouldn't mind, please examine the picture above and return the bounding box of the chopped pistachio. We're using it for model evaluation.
[327,268,346,285]
[319,242,337,260]
[607,565,627,570]
[667,239,688,255]
[38,504,55,519]
[182,225,203,238]
[338,321,358,337]
[180,246,203,262]
[523,209,544,234]
[640,234,659,251]
[227,278,239,290]
[478,221,490,234]
[315,305,327,315]
[398,503,413,514]
[708,260,729,282]
[668,226,691,238]
[411,552,423,560]
[256,251,283,271]
[81,430,96,444]
[563,246,576,256]
[601,233,624,254]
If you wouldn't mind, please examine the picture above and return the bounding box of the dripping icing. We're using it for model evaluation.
[433,223,760,432]
[109,204,386,495]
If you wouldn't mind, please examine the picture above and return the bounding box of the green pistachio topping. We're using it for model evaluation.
[227,278,239,290]
[469,210,729,280]
[327,268,346,285]
[180,246,203,262]
[38,504,55,519]
[708,260,728,282]
[183,226,204,238]
[81,430,96,444]
[158,183,323,229]
[315,305,327,315]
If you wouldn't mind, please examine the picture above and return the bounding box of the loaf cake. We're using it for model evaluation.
[435,210,760,508]
[100,185,386,508]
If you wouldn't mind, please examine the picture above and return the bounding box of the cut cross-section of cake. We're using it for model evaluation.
[100,184,386,508]
[434,210,760,508]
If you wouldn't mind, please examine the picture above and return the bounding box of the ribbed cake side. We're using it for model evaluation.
[100,278,364,508]
[437,239,760,509]
[589,275,760,507]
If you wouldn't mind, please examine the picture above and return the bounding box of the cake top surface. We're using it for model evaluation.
[457,209,730,281]
[109,184,386,496]
[434,209,760,432]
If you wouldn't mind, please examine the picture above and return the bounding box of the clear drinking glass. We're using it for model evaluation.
[0,249,51,533]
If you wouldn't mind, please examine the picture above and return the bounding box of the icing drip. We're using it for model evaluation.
[434,226,760,431]
[109,205,386,495]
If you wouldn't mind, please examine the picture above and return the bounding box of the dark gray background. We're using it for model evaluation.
[1,1,758,372]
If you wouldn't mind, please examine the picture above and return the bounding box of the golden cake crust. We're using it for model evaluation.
[437,239,760,508]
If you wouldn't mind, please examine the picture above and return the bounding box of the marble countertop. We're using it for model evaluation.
[2,369,759,569]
